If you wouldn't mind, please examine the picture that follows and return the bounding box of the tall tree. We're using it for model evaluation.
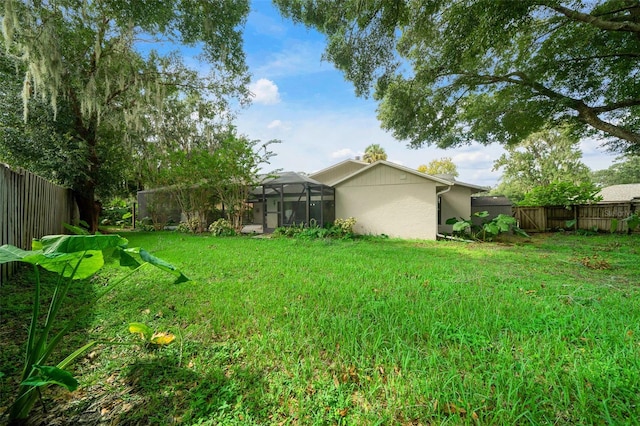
[363,143,387,163]
[0,49,90,189]
[418,157,459,177]
[492,127,592,201]
[142,94,277,232]
[274,0,640,154]
[592,156,640,186]
[0,0,250,231]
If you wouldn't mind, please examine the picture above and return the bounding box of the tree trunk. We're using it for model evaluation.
[73,186,101,233]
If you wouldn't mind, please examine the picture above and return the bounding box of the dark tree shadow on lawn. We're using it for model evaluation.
[108,356,270,425]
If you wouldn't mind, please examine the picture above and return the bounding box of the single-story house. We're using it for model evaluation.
[139,159,488,240]
[598,183,640,203]
[249,159,487,240]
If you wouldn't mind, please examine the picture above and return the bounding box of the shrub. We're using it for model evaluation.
[624,213,640,233]
[331,217,357,238]
[176,217,201,233]
[100,198,133,227]
[274,218,358,240]
[208,219,236,236]
[135,219,155,232]
[273,223,305,238]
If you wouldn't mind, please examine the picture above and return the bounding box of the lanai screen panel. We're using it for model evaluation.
[256,172,335,231]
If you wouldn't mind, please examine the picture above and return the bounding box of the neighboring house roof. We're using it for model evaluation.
[331,160,488,192]
[598,183,640,202]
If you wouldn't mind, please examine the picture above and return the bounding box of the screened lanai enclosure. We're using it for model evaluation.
[248,172,335,233]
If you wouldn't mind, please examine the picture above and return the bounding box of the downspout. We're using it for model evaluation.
[436,186,452,197]
[435,185,453,240]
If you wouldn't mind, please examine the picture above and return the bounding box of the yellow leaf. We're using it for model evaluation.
[150,332,175,345]
[129,322,152,341]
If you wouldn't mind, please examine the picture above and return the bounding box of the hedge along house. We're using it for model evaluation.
[310,160,487,240]
[248,172,335,233]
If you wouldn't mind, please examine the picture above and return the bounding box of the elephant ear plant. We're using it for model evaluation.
[446,211,530,241]
[0,234,189,423]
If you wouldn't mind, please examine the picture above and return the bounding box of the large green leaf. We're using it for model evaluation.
[38,235,128,255]
[38,250,105,279]
[483,223,500,236]
[0,245,41,265]
[125,248,190,284]
[117,249,142,268]
[63,223,91,235]
[452,222,471,232]
[445,217,461,225]
[21,365,78,392]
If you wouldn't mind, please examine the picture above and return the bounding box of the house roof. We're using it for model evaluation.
[309,159,369,186]
[598,183,640,202]
[309,159,368,177]
[330,160,489,191]
[250,171,333,198]
[258,171,325,186]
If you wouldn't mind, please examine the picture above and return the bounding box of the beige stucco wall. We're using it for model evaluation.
[311,161,367,186]
[438,185,474,233]
[335,164,438,240]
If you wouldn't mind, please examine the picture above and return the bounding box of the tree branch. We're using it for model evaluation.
[557,52,640,62]
[591,98,640,113]
[574,100,640,145]
[548,4,640,33]
[468,71,640,145]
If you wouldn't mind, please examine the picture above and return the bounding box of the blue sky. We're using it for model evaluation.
[234,0,618,187]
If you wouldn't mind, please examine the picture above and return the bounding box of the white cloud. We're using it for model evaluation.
[267,119,284,129]
[452,151,493,165]
[247,10,287,37]
[249,79,281,105]
[331,148,357,159]
[253,41,331,78]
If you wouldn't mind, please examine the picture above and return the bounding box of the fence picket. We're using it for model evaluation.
[0,163,76,285]
[514,202,639,233]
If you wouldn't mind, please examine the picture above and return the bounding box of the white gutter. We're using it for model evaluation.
[436,185,452,197]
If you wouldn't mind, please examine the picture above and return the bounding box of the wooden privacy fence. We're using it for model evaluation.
[1,163,77,284]
[514,202,639,233]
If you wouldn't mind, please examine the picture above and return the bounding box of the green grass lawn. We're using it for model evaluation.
[1,232,639,425]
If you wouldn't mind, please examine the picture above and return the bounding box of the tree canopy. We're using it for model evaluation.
[519,181,602,207]
[363,143,387,163]
[0,0,250,231]
[274,0,640,154]
[492,127,592,201]
[592,156,640,186]
[418,157,459,177]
